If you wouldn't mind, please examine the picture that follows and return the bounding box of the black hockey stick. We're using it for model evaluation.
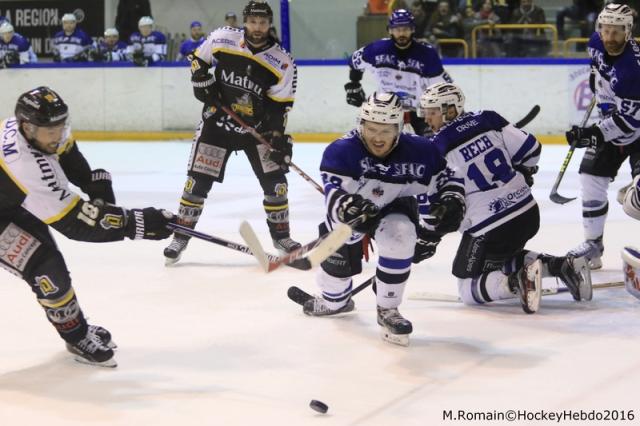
[549,97,597,205]
[287,275,376,306]
[167,223,311,270]
[514,105,540,129]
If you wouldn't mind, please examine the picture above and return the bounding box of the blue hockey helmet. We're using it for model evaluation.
[388,9,415,29]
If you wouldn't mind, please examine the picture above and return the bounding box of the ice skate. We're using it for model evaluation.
[552,256,593,301]
[303,296,355,316]
[377,306,412,346]
[509,259,542,314]
[89,324,117,349]
[66,325,117,368]
[273,237,311,269]
[567,237,603,270]
[164,235,189,266]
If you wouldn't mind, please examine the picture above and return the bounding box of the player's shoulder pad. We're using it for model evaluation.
[477,110,510,130]
[152,31,167,42]
[321,130,364,174]
[588,32,602,50]
[613,39,640,98]
[207,26,243,45]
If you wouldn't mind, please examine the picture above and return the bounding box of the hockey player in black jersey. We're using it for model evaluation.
[164,0,302,265]
[0,87,175,367]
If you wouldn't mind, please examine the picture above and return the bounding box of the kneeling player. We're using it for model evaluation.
[302,92,465,346]
[419,82,592,314]
[620,178,640,301]
[0,87,175,367]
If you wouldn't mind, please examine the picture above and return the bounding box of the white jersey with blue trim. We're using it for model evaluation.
[52,29,93,61]
[128,31,167,61]
[428,110,541,236]
[589,33,640,146]
[320,130,465,233]
[349,38,452,111]
[0,33,33,64]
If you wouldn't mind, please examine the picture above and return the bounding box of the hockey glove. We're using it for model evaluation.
[565,125,604,149]
[84,169,116,204]
[514,164,539,187]
[336,193,379,233]
[344,81,366,107]
[125,208,176,240]
[413,226,442,264]
[263,131,293,170]
[429,195,465,234]
[4,50,19,66]
[132,49,148,67]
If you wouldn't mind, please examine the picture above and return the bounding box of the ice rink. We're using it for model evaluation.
[1,140,639,426]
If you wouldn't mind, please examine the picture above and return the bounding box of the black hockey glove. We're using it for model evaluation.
[514,164,539,187]
[565,125,604,149]
[336,193,379,233]
[132,49,148,67]
[84,169,116,204]
[429,195,465,234]
[413,226,442,264]
[263,131,293,170]
[125,208,176,240]
[4,50,19,66]
[344,81,366,107]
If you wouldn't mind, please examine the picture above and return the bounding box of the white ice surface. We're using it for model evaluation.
[1,142,639,426]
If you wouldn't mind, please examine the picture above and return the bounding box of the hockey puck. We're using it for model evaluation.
[309,399,328,414]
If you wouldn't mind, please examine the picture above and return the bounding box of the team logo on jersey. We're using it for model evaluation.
[372,186,384,197]
[220,69,263,96]
[184,176,195,193]
[100,214,124,230]
[274,183,288,196]
[36,275,59,296]
[488,185,528,214]
[231,93,254,116]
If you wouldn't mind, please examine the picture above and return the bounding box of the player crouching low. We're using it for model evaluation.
[302,92,465,345]
[419,82,592,313]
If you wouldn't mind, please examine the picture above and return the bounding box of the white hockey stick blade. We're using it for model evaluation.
[408,292,462,302]
[239,221,269,272]
[305,223,352,267]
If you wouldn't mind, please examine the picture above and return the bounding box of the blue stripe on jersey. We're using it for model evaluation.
[512,134,537,164]
[467,194,534,234]
[322,281,353,298]
[379,256,413,270]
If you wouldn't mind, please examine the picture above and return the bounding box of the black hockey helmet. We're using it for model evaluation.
[15,86,69,127]
[243,1,273,22]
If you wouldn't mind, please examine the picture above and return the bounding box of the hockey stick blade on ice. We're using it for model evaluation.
[167,223,311,270]
[514,105,540,129]
[287,275,376,306]
[549,97,596,205]
[239,221,353,273]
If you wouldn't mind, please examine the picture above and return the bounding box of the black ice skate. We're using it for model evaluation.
[567,237,604,270]
[377,306,412,346]
[273,237,311,270]
[302,296,355,316]
[66,325,117,368]
[547,255,593,301]
[89,324,117,349]
[509,259,542,314]
[164,235,189,266]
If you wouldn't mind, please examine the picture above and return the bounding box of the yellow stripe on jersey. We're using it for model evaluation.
[56,136,75,155]
[264,204,288,211]
[180,198,204,207]
[0,156,29,195]
[211,47,283,82]
[38,288,76,308]
[43,195,81,224]
[267,93,295,103]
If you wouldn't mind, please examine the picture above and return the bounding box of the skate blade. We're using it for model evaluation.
[105,340,118,350]
[380,329,410,347]
[164,255,181,266]
[573,257,593,301]
[73,355,117,368]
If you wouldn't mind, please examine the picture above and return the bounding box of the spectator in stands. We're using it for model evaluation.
[116,0,152,41]
[52,13,93,62]
[411,1,431,38]
[127,16,166,66]
[426,1,464,56]
[224,12,239,28]
[90,28,128,62]
[461,5,482,41]
[473,0,502,57]
[505,0,548,57]
[556,0,603,40]
[177,21,205,61]
[0,22,36,67]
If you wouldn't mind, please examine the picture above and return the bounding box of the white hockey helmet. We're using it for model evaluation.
[621,246,640,301]
[359,92,404,129]
[104,27,119,37]
[420,82,465,121]
[0,22,14,34]
[597,3,634,41]
[138,16,154,27]
[61,13,77,23]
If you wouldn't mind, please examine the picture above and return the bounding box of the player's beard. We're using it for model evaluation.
[245,29,268,47]
[392,35,411,48]
[604,40,625,56]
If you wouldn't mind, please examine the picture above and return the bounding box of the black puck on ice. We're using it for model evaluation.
[309,399,328,414]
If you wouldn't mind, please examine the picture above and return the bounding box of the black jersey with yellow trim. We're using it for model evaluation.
[195,26,297,130]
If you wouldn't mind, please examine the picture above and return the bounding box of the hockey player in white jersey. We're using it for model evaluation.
[302,92,466,345]
[565,3,640,270]
[0,87,175,367]
[420,83,592,314]
[345,9,453,135]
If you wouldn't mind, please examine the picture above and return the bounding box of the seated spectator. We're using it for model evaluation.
[52,13,93,62]
[411,1,430,38]
[127,16,166,66]
[0,22,36,67]
[556,0,602,40]
[90,28,128,62]
[224,12,239,28]
[474,0,502,57]
[506,0,549,57]
[426,1,464,56]
[461,5,482,41]
[177,21,205,61]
